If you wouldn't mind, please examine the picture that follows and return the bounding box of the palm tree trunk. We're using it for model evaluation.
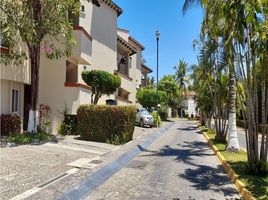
[226,59,239,151]
[260,55,268,166]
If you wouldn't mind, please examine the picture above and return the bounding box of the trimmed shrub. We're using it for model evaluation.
[77,105,136,145]
[0,114,21,136]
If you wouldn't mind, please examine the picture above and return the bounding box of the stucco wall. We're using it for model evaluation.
[188,97,197,116]
[72,31,92,64]
[0,57,30,85]
[0,80,25,128]
[79,0,94,34]
[39,56,92,133]
[90,3,117,73]
[117,29,130,41]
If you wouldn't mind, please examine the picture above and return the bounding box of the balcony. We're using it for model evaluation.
[65,61,91,91]
[68,26,92,66]
[116,88,132,104]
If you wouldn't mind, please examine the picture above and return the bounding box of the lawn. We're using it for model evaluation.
[203,128,268,200]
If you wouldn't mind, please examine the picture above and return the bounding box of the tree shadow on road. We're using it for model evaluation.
[177,126,198,131]
[137,140,241,198]
[178,164,240,197]
[138,141,214,166]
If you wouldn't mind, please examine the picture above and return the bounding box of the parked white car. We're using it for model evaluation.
[136,108,154,127]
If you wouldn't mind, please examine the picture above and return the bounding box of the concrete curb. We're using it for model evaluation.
[57,121,176,200]
[202,131,256,200]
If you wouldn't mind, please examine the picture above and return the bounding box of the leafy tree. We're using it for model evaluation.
[82,70,121,105]
[136,88,167,109]
[158,75,180,117]
[0,0,83,133]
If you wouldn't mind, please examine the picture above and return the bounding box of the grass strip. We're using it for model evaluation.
[202,127,268,200]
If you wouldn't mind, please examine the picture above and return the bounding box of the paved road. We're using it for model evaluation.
[237,127,262,150]
[86,120,241,200]
[0,123,165,200]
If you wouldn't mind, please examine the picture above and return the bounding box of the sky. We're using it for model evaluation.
[113,0,203,79]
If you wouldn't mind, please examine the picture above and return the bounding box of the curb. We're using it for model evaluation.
[57,121,176,200]
[202,131,256,200]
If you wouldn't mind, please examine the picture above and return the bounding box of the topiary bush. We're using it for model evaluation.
[77,105,136,145]
[82,70,121,104]
[0,114,21,136]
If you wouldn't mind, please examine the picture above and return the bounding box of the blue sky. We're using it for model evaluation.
[113,0,203,79]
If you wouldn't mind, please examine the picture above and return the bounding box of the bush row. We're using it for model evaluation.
[77,105,136,145]
[0,114,21,136]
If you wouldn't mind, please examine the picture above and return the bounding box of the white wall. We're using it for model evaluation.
[39,56,92,133]
[0,80,25,131]
[90,3,117,73]
[117,29,130,41]
[187,96,197,116]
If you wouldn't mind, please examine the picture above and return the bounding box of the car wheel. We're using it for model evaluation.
[140,119,144,127]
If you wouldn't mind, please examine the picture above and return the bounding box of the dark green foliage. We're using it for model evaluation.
[82,70,121,104]
[159,111,168,121]
[0,114,21,136]
[77,105,136,145]
[57,108,77,135]
[8,131,52,144]
[136,88,167,109]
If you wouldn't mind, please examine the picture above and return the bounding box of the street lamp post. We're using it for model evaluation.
[155,30,160,127]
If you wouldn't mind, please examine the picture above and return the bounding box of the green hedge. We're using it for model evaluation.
[77,105,136,145]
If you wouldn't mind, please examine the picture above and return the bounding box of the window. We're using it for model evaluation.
[12,89,19,113]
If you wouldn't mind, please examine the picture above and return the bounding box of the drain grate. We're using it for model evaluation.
[127,160,149,169]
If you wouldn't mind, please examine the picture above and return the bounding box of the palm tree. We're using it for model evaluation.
[174,59,188,117]
[146,76,156,89]
[183,0,240,151]
[174,59,187,89]
[184,0,268,173]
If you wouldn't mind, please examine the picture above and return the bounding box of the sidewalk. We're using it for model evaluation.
[86,119,241,200]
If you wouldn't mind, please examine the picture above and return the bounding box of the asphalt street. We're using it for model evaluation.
[85,120,241,200]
